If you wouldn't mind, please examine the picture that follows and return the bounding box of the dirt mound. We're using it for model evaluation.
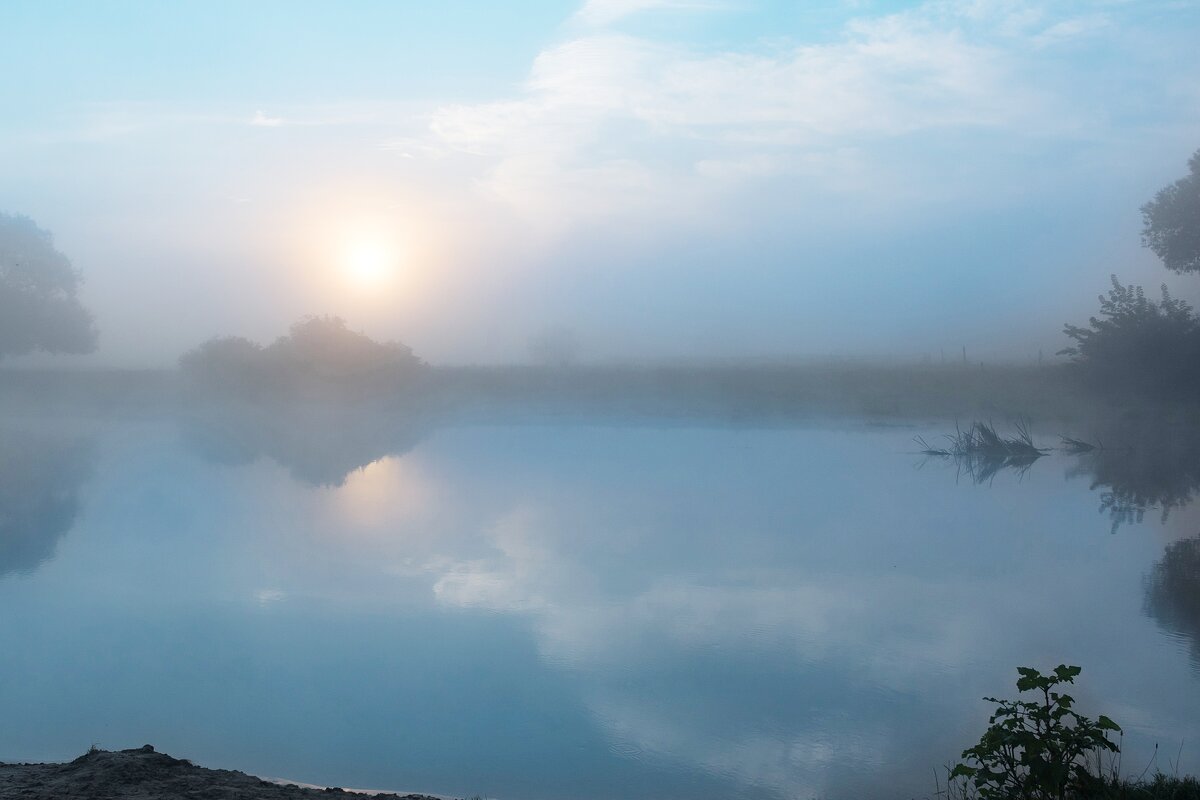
[0,745,442,800]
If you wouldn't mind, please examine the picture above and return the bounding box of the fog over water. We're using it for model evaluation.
[2,414,1200,800]
[4,2,1200,799]
[2,0,1199,366]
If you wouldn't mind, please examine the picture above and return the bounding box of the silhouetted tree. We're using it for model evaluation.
[1142,149,1200,274]
[179,315,425,398]
[1060,276,1200,395]
[1062,150,1200,396]
[265,315,422,378]
[0,213,97,359]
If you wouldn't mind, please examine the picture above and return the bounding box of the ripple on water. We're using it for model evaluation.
[607,740,646,762]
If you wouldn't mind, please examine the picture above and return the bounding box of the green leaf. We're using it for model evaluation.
[1016,673,1041,691]
[1053,665,1082,682]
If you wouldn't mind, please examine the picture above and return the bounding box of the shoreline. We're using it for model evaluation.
[0,745,446,800]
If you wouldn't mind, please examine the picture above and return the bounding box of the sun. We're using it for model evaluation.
[340,237,399,290]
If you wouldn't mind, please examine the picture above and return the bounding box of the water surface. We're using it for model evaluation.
[1,414,1197,799]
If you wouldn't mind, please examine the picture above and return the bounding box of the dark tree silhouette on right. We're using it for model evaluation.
[1060,276,1200,395]
[1061,149,1200,396]
[1142,149,1200,274]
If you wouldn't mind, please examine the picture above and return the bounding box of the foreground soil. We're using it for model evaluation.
[0,745,444,800]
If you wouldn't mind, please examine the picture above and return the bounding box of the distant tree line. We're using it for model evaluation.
[1061,149,1200,397]
[180,315,425,398]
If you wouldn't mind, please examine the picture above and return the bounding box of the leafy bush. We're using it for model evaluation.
[264,315,421,379]
[1060,276,1200,396]
[951,665,1122,800]
[179,336,265,392]
[179,316,424,397]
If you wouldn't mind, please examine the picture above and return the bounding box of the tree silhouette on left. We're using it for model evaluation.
[0,213,97,359]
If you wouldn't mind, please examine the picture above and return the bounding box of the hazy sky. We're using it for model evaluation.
[2,0,1199,366]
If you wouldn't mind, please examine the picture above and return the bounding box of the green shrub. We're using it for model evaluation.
[951,665,1121,800]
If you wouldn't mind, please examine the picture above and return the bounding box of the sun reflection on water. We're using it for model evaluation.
[329,456,433,530]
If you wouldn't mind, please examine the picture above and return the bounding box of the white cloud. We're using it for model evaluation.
[420,499,1023,797]
[425,1,1100,232]
[575,0,729,27]
[251,109,284,127]
[1031,13,1113,47]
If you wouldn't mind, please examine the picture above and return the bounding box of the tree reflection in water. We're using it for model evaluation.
[920,412,1200,534]
[1067,413,1200,534]
[1145,537,1200,668]
[0,430,93,577]
[178,402,428,488]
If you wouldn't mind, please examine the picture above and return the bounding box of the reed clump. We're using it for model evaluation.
[916,420,1049,483]
[916,420,1047,460]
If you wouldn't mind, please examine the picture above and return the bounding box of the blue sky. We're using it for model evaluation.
[2,0,1199,365]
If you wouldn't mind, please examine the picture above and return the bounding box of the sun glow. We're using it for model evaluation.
[341,236,399,290]
[281,189,448,306]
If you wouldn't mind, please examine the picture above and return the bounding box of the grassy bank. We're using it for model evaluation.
[3,361,1190,427]
[428,361,1097,423]
[937,773,1200,800]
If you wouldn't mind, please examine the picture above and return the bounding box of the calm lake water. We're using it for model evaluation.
[1,412,1198,799]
